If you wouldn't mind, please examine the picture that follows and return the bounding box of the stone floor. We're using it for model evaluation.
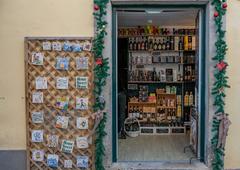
[118,135,195,161]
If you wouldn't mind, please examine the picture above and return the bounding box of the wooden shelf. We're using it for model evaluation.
[128,102,156,105]
[128,81,195,84]
[129,50,195,53]
[119,34,196,38]
[128,81,184,84]
[156,106,176,109]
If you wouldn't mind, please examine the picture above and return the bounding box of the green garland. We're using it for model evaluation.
[93,0,110,170]
[211,0,229,170]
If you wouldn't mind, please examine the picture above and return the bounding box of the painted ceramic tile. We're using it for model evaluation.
[36,77,47,89]
[76,136,88,149]
[32,111,44,123]
[56,57,69,70]
[32,150,44,162]
[32,130,44,143]
[76,117,88,129]
[76,57,88,70]
[64,160,73,168]
[31,52,44,65]
[76,156,89,168]
[72,43,82,52]
[83,41,92,51]
[47,134,59,147]
[56,97,69,110]
[76,76,88,89]
[56,77,68,89]
[32,92,43,103]
[47,154,59,168]
[61,140,74,154]
[42,41,51,51]
[52,42,62,51]
[76,97,88,110]
[63,41,72,51]
[55,116,69,129]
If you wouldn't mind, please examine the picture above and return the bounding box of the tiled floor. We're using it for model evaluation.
[118,135,195,161]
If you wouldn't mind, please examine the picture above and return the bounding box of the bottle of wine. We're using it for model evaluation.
[153,38,158,51]
[166,37,170,50]
[189,92,194,106]
[174,36,179,51]
[184,91,189,106]
[158,38,162,50]
[170,36,174,50]
[178,37,183,50]
[137,37,141,50]
[184,36,189,51]
[188,36,192,50]
[133,38,137,50]
[141,37,145,50]
[144,37,148,50]
[129,38,133,50]
[162,38,166,50]
[149,38,153,50]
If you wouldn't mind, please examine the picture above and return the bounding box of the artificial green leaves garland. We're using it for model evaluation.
[93,0,110,170]
[211,0,230,170]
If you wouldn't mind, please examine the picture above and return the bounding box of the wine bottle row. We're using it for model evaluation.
[129,36,196,51]
[119,27,196,37]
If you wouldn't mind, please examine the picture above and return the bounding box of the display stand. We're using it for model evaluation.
[25,37,94,170]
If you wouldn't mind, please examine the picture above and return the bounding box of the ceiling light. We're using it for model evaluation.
[145,10,162,14]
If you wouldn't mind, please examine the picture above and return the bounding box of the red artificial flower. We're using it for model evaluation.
[216,61,227,71]
[96,58,103,65]
[222,2,227,9]
[94,4,99,11]
[214,11,219,18]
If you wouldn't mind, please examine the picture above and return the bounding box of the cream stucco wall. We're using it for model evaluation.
[0,0,239,169]
[225,0,240,168]
[0,0,94,149]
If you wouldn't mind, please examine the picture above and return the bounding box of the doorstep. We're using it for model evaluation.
[110,161,209,170]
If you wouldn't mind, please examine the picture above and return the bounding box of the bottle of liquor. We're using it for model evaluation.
[178,37,183,50]
[189,92,194,106]
[184,67,188,80]
[149,38,153,50]
[144,37,148,50]
[166,37,170,50]
[192,36,196,50]
[184,36,189,51]
[153,38,158,51]
[129,38,133,50]
[133,38,137,50]
[170,36,174,50]
[177,105,182,117]
[137,37,141,50]
[158,38,162,50]
[188,36,192,50]
[184,91,189,106]
[174,36,179,51]
[162,38,166,50]
[141,37,145,50]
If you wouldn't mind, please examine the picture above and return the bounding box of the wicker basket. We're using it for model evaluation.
[124,117,140,137]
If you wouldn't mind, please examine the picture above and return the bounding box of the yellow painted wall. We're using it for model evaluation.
[225,0,240,169]
[0,0,93,149]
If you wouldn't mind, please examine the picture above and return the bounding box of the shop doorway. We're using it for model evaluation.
[113,6,206,162]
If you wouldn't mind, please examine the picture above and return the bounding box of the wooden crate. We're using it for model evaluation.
[25,37,94,170]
